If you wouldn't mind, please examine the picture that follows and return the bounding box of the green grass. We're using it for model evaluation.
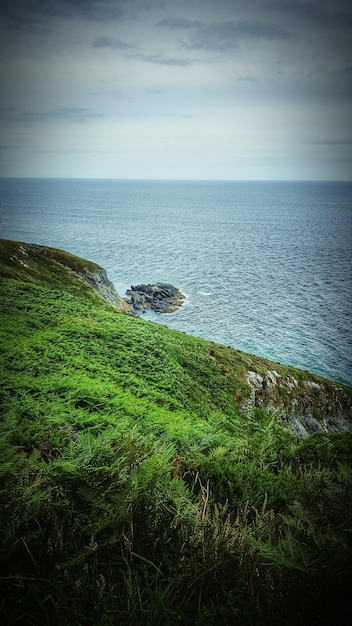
[1,244,352,625]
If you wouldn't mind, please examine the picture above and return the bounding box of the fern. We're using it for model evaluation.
[248,531,319,574]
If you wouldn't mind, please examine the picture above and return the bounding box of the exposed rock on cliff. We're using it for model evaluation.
[75,267,130,312]
[126,283,185,313]
[245,368,352,437]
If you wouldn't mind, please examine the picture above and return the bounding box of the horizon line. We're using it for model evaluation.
[1,176,351,183]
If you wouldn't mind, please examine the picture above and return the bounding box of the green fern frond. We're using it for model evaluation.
[248,532,319,574]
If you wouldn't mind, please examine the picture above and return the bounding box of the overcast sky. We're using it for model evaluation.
[0,0,351,180]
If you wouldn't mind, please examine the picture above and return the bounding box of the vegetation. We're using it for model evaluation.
[1,241,351,625]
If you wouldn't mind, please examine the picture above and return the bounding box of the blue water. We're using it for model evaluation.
[1,178,351,386]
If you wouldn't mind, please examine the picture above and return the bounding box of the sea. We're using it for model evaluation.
[1,178,351,387]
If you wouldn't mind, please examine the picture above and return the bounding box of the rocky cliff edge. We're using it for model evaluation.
[0,239,130,313]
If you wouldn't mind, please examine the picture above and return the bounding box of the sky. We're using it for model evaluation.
[0,0,351,180]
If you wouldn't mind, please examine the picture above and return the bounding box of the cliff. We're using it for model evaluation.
[0,239,130,313]
[0,238,351,436]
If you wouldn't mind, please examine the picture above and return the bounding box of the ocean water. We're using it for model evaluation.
[1,178,351,386]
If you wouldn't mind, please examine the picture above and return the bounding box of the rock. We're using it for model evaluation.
[245,369,352,437]
[126,282,185,313]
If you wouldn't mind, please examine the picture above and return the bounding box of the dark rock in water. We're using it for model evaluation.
[126,283,185,313]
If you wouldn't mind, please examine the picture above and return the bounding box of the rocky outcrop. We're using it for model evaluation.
[126,283,185,313]
[245,368,352,437]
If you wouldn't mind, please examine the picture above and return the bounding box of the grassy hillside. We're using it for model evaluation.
[1,240,352,625]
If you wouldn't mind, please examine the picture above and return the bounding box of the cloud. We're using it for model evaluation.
[35,148,124,154]
[265,1,352,30]
[1,0,351,180]
[92,36,135,50]
[146,87,164,94]
[312,138,352,146]
[1,107,103,124]
[155,17,203,29]
[0,0,124,27]
[238,76,259,82]
[183,20,291,52]
[138,54,195,66]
